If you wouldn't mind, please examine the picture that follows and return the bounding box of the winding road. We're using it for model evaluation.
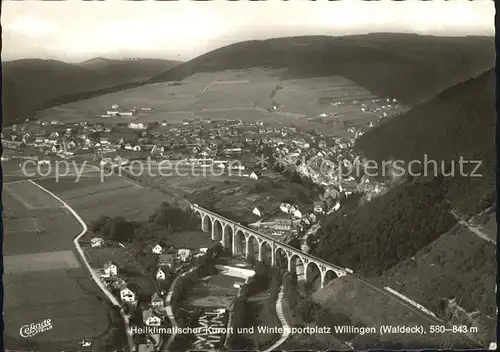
[161,267,197,351]
[28,180,135,352]
[263,286,291,352]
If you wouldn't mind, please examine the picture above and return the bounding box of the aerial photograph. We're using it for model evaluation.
[1,1,496,351]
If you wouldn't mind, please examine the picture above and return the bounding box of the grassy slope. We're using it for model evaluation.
[2,58,181,126]
[375,224,496,344]
[312,276,465,349]
[150,34,494,105]
[186,175,318,222]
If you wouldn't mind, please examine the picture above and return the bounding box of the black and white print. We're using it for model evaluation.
[1,1,496,351]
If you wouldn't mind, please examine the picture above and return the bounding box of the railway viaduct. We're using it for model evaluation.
[191,204,350,288]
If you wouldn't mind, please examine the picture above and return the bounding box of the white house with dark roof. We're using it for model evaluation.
[91,237,104,248]
[178,249,191,262]
[152,244,163,255]
[143,309,161,327]
[253,206,264,217]
[151,293,164,310]
[280,203,291,213]
[103,262,118,276]
[156,268,166,281]
[128,122,146,130]
[120,288,135,302]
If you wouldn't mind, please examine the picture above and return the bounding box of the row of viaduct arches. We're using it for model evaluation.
[193,205,348,289]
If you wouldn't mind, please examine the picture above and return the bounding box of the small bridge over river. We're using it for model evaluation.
[192,204,351,289]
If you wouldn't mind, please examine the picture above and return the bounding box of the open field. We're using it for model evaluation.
[4,180,64,209]
[36,174,168,222]
[2,180,111,350]
[2,159,101,183]
[161,230,213,249]
[188,274,242,308]
[35,69,398,136]
[4,269,110,350]
[4,251,81,274]
[3,182,82,255]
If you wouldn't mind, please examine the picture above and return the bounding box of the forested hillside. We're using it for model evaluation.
[355,69,495,216]
[313,176,456,276]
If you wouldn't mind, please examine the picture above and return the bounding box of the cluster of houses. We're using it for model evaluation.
[88,235,212,350]
[251,201,323,236]
[102,104,152,118]
[3,113,306,169]
[152,243,206,265]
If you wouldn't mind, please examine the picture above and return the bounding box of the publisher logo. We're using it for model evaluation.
[20,319,53,338]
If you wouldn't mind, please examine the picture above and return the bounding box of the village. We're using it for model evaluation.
[1,96,403,352]
[82,234,258,352]
[2,98,400,258]
[2,97,401,172]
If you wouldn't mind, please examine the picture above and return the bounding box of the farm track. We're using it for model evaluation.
[28,180,135,352]
[263,286,291,352]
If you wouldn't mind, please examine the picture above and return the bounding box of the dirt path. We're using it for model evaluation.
[450,210,496,245]
[263,286,291,352]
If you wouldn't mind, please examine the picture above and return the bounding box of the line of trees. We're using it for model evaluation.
[90,201,200,243]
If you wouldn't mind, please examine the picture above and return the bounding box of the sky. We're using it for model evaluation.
[1,0,495,62]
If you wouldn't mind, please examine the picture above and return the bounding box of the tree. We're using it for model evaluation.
[108,217,134,242]
[288,236,301,249]
[91,215,111,236]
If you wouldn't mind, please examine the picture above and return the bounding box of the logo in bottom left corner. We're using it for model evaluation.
[20,318,53,338]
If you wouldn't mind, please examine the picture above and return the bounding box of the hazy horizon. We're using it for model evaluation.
[2,0,494,63]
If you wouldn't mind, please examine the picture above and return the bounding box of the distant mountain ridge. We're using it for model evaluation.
[2,57,181,126]
[1,33,493,127]
[149,33,494,105]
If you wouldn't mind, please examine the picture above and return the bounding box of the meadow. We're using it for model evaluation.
[35,69,389,135]
[2,180,111,351]
[376,225,497,345]
[37,174,168,222]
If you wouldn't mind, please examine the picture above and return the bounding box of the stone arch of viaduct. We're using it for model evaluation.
[192,204,349,288]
